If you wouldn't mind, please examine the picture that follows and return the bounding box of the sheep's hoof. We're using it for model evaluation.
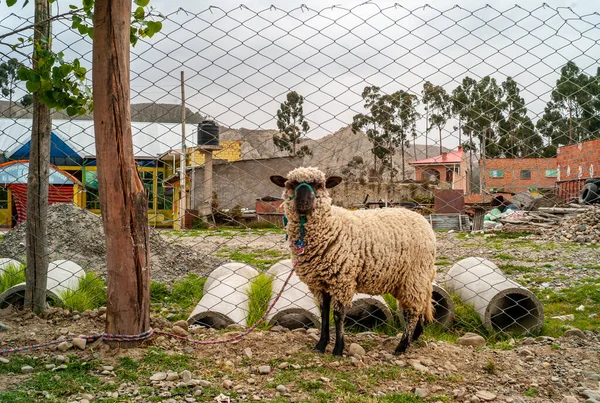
[312,343,327,354]
[393,344,408,355]
[332,343,344,356]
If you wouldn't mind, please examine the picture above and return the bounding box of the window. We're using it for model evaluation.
[0,187,8,209]
[85,188,101,210]
[156,171,173,210]
[490,170,504,178]
[140,171,155,210]
[545,169,557,178]
[520,169,531,180]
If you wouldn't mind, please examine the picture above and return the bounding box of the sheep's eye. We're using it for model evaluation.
[313,182,323,189]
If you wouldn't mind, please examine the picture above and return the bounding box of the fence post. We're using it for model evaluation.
[93,0,150,344]
[24,0,52,314]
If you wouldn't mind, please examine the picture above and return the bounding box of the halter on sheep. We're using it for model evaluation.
[271,167,436,356]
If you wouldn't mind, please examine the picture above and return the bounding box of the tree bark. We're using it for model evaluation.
[93,0,150,345]
[24,0,51,314]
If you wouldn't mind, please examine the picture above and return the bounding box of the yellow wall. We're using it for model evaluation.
[0,187,11,228]
[189,140,242,166]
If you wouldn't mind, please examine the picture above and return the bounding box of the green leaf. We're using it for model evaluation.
[133,6,145,20]
[7,0,17,6]
[66,106,78,116]
[146,21,162,37]
[26,80,41,92]
[69,4,78,9]
[134,0,149,7]
[77,24,87,35]
[82,0,93,10]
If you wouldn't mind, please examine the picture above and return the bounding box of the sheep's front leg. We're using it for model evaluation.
[332,307,346,356]
[313,292,331,353]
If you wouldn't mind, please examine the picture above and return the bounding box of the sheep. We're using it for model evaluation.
[270,166,436,356]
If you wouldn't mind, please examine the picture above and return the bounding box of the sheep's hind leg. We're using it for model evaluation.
[403,311,425,341]
[313,292,331,353]
[395,311,419,355]
[332,307,346,356]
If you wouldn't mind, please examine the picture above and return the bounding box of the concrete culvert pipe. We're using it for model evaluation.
[265,259,320,330]
[0,259,85,308]
[346,294,393,331]
[187,263,259,329]
[446,257,544,334]
[396,282,455,329]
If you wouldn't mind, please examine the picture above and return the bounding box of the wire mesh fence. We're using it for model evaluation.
[0,3,599,348]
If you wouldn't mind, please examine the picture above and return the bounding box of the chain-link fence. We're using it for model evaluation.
[0,3,599,347]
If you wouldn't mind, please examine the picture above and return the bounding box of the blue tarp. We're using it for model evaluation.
[0,162,76,185]
[10,132,83,165]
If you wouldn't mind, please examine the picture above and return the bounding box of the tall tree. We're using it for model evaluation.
[422,81,451,155]
[537,61,595,146]
[379,90,419,181]
[498,77,542,157]
[351,86,391,176]
[0,58,33,117]
[273,91,311,157]
[451,76,478,193]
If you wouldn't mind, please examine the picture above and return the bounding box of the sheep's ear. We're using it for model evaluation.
[325,176,343,189]
[270,175,287,188]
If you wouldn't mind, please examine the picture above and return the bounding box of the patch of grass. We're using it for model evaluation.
[0,262,26,293]
[217,248,287,270]
[380,393,426,403]
[524,388,538,397]
[149,281,170,303]
[498,264,536,275]
[494,253,514,260]
[115,356,140,382]
[59,271,107,312]
[435,260,451,266]
[170,274,206,308]
[141,348,193,372]
[246,273,274,327]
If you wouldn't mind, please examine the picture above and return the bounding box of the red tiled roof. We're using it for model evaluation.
[410,148,464,165]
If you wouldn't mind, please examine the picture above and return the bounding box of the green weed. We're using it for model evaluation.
[0,262,26,293]
[58,271,107,312]
[246,273,274,327]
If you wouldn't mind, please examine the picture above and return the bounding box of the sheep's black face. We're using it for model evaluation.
[270,174,343,216]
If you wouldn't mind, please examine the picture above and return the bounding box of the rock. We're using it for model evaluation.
[21,365,34,374]
[72,337,86,350]
[80,399,90,403]
[270,325,286,333]
[57,341,72,352]
[0,322,10,332]
[306,328,319,335]
[214,393,231,403]
[247,378,256,384]
[180,370,192,382]
[0,357,9,364]
[226,324,245,330]
[351,356,361,366]
[278,362,289,369]
[222,379,233,389]
[102,366,114,371]
[552,314,575,321]
[166,370,179,381]
[583,390,600,401]
[563,328,586,339]
[150,372,167,381]
[410,360,429,373]
[54,355,66,363]
[171,326,188,337]
[276,385,286,393]
[258,365,271,375]
[308,333,320,342]
[453,388,466,398]
[348,343,366,357]
[561,397,578,403]
[476,391,497,401]
[52,364,67,371]
[420,357,435,366]
[243,348,253,359]
[173,320,189,330]
[457,333,486,347]
[414,388,428,398]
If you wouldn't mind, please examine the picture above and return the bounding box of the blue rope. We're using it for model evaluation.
[289,183,319,201]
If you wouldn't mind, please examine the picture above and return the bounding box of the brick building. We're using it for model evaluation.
[556,139,600,201]
[482,158,558,193]
[409,146,469,194]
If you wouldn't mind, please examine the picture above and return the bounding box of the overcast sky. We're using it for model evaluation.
[1,0,599,149]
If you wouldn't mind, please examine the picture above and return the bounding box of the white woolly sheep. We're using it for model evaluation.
[270,166,436,355]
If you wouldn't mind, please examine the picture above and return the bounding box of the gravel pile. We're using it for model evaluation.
[0,203,224,282]
[548,206,600,244]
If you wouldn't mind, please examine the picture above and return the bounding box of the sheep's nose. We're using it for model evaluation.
[297,200,310,210]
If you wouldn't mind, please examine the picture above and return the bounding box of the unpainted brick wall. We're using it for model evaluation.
[481,158,557,192]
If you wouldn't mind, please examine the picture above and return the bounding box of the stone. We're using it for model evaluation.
[278,362,289,369]
[475,391,497,401]
[80,399,90,403]
[0,322,10,332]
[351,356,361,366]
[552,314,575,321]
[166,371,179,381]
[171,326,188,337]
[258,365,271,375]
[410,360,429,373]
[45,364,55,370]
[102,366,114,371]
[57,341,72,352]
[173,320,189,330]
[0,357,9,364]
[420,357,435,366]
[563,328,586,339]
[180,370,192,382]
[72,337,87,350]
[583,390,600,401]
[457,333,486,347]
[54,355,66,363]
[270,325,286,333]
[308,333,320,342]
[222,379,233,389]
[199,380,212,387]
[306,328,319,335]
[226,324,245,330]
[150,372,167,381]
[348,343,366,357]
[560,397,578,403]
[453,388,466,398]
[276,385,286,393]
[53,365,67,371]
[21,365,34,374]
[414,388,428,398]
[244,348,253,359]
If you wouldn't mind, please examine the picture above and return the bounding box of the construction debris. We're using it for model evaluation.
[546,206,600,244]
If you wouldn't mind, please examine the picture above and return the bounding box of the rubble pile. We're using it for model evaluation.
[547,206,600,244]
[0,203,224,282]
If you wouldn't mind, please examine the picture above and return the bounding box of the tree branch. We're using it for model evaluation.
[0,8,83,41]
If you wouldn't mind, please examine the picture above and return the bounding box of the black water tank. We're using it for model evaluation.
[198,120,220,147]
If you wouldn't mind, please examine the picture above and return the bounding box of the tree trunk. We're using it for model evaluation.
[24,0,52,314]
[425,108,429,158]
[568,98,572,145]
[439,126,443,155]
[401,144,406,181]
[480,130,488,203]
[93,0,150,345]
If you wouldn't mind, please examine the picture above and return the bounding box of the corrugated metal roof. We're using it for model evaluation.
[409,148,465,165]
[0,119,199,159]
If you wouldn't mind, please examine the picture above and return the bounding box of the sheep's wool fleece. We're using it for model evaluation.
[282,167,436,321]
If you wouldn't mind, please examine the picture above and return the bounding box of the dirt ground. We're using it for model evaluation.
[0,307,599,403]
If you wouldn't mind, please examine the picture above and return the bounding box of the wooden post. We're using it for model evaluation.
[24,0,52,314]
[204,150,213,206]
[93,0,150,343]
[180,71,187,228]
